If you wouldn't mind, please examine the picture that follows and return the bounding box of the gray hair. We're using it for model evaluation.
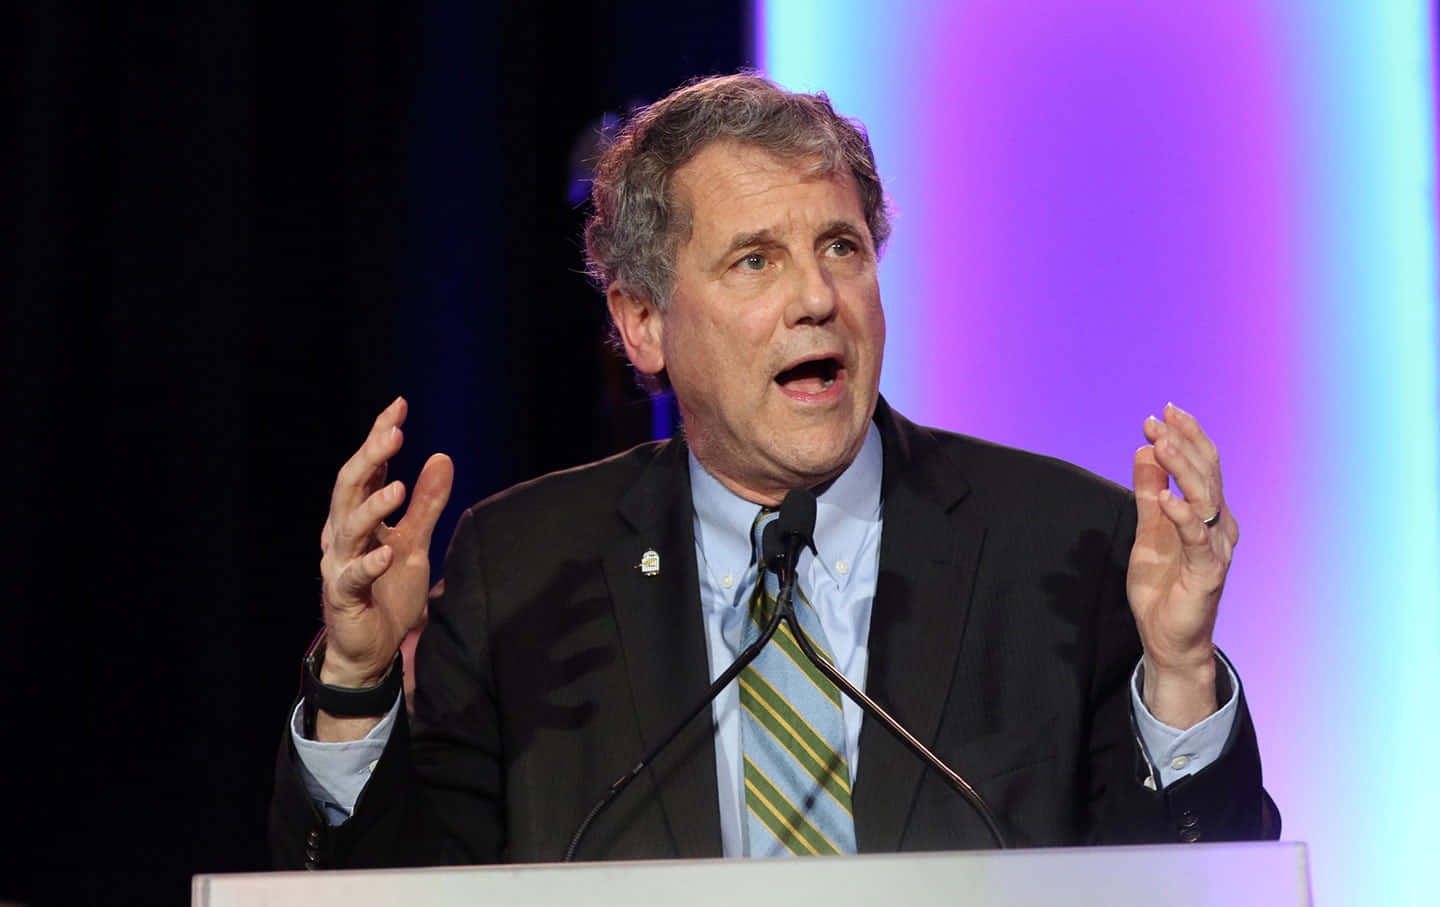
[585,71,892,338]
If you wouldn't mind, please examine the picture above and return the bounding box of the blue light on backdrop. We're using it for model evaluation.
[759,1,1439,902]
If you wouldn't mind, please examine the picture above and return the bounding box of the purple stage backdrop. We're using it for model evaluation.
[760,2,1439,903]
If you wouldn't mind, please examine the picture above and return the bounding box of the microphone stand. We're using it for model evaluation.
[565,500,1009,858]
[773,582,1010,849]
[562,567,793,862]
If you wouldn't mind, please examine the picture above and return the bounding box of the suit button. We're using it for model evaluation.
[308,830,321,846]
[1178,810,1200,829]
[305,846,321,864]
[1180,827,1202,843]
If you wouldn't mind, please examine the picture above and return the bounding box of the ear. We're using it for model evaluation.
[607,286,666,377]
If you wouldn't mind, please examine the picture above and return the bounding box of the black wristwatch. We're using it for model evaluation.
[300,630,403,739]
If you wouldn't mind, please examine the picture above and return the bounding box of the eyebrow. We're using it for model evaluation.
[814,219,864,244]
[719,229,779,261]
[717,220,865,262]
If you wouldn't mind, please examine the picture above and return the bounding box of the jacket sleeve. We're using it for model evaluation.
[269,508,508,869]
[1084,497,1280,844]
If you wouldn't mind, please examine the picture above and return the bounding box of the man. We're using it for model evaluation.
[271,73,1277,868]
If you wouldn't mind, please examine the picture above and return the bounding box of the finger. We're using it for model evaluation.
[331,429,398,523]
[335,479,407,558]
[339,398,408,495]
[397,453,454,551]
[331,397,408,518]
[1159,487,1236,583]
[1164,404,1233,537]
[1164,403,1220,473]
[1133,444,1168,498]
[1142,413,1164,445]
[1150,447,1239,553]
[1157,489,1215,558]
[1132,446,1170,534]
[331,544,395,603]
[1144,414,1212,496]
[1151,428,1220,518]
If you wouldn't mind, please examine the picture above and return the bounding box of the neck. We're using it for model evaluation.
[692,458,850,508]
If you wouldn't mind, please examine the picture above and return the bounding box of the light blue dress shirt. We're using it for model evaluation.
[293,423,1239,843]
[690,422,886,856]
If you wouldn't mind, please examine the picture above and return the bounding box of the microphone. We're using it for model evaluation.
[761,489,815,648]
[772,487,817,558]
[564,489,1007,859]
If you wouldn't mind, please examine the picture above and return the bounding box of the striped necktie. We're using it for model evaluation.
[739,507,856,857]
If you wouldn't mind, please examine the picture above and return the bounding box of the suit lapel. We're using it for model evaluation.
[601,438,724,858]
[854,402,987,853]
[595,402,988,856]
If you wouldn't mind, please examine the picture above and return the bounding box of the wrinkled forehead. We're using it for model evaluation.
[667,140,849,244]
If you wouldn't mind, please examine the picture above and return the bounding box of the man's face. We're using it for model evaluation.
[618,140,886,504]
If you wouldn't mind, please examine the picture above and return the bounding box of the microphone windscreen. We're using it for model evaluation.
[777,488,817,546]
[761,520,783,567]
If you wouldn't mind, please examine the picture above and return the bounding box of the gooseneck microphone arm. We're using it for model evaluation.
[766,489,1009,850]
[564,488,1008,860]
[772,585,1011,849]
[562,554,794,862]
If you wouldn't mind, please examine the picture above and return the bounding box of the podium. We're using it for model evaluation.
[193,842,1310,906]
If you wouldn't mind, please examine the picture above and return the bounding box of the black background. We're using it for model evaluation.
[8,2,748,903]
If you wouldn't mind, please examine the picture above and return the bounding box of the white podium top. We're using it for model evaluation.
[194,842,1310,907]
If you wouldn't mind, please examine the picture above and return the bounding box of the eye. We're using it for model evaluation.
[738,252,767,271]
[827,238,857,257]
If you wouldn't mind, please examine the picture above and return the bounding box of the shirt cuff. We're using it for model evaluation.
[1129,653,1239,790]
[289,694,402,826]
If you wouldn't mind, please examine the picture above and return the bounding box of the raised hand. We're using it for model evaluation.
[1127,403,1238,729]
[318,397,453,702]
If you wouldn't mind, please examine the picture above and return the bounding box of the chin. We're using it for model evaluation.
[774,428,865,483]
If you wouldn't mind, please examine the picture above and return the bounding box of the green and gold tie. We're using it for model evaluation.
[740,507,856,857]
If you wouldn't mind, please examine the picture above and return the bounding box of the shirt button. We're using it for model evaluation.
[720,574,734,589]
[835,560,849,575]
[1170,755,1189,771]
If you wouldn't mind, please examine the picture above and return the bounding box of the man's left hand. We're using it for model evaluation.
[1127,403,1239,730]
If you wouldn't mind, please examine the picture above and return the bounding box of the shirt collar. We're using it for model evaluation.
[689,422,883,597]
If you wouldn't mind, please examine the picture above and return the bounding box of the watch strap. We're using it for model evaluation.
[300,630,402,738]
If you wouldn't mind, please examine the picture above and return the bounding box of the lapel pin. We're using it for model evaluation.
[638,548,660,577]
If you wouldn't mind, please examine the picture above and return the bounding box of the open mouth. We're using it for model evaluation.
[775,357,841,395]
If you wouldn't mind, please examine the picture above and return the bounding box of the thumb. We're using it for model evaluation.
[404,452,454,550]
[1133,445,1167,529]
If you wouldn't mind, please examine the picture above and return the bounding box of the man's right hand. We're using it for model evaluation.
[315,396,453,741]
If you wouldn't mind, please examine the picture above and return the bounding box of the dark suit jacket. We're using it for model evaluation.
[272,400,1278,868]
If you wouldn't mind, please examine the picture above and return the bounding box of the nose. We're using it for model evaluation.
[786,253,838,327]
